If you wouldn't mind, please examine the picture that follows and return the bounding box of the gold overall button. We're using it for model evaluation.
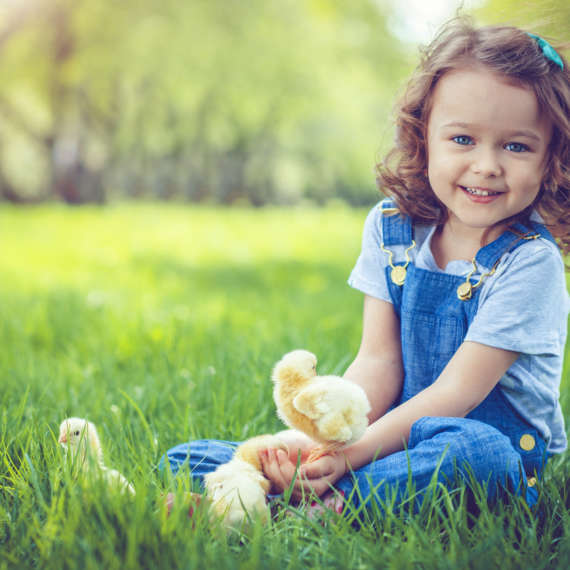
[527,477,537,487]
[390,265,407,286]
[520,434,536,451]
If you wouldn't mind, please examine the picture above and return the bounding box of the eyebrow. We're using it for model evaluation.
[441,122,542,141]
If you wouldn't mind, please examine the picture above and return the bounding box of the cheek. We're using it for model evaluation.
[427,148,455,177]
[525,183,543,207]
[426,158,451,191]
[512,167,544,198]
[426,158,439,184]
[537,159,551,192]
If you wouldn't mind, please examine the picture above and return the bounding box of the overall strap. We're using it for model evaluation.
[475,221,556,268]
[380,199,413,246]
[528,220,558,246]
[379,199,414,310]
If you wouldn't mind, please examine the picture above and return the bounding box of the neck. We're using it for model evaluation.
[432,218,506,268]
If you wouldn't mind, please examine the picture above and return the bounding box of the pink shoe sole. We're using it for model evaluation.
[163,491,202,518]
[306,490,345,520]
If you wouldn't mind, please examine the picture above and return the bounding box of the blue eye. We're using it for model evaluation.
[505,142,528,153]
[452,135,473,145]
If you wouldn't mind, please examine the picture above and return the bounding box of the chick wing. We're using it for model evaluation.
[292,376,370,450]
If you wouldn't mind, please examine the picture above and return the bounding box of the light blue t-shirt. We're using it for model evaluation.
[349,204,569,454]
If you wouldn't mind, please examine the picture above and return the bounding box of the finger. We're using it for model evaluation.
[267,449,287,488]
[275,450,300,486]
[288,447,306,463]
[275,450,327,502]
[276,448,292,466]
[290,476,312,502]
[259,450,274,483]
[290,466,327,501]
[274,450,312,501]
[300,456,334,479]
[275,449,302,489]
[263,449,288,494]
[290,474,328,502]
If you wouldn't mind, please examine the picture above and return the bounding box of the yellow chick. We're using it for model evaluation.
[204,434,288,531]
[272,350,371,461]
[58,417,136,496]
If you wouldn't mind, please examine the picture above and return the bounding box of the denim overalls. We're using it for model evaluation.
[333,203,551,509]
[161,204,551,510]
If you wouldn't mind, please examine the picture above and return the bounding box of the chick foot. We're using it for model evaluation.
[306,442,344,463]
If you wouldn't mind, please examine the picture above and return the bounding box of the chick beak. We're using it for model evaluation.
[58,433,67,444]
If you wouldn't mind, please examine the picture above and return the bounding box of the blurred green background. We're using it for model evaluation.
[0,0,567,207]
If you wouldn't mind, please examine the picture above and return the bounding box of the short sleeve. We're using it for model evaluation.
[465,241,569,356]
[347,204,392,303]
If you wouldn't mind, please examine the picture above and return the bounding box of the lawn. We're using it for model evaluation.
[0,203,569,569]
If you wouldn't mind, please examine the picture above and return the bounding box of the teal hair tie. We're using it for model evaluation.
[527,33,564,70]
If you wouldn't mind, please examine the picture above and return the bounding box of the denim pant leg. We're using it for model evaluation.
[158,439,239,488]
[336,416,537,512]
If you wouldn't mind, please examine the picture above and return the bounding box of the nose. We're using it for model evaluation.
[470,147,503,177]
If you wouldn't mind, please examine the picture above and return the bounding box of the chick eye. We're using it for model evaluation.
[74,430,80,436]
[505,142,528,153]
[452,135,473,145]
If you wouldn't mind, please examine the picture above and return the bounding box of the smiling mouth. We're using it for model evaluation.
[460,186,503,197]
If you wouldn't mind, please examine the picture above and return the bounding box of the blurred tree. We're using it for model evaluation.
[0,0,114,203]
[477,0,569,44]
[0,0,412,205]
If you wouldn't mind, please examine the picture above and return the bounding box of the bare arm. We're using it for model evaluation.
[343,295,404,422]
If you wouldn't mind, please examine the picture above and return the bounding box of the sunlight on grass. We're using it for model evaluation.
[0,203,362,286]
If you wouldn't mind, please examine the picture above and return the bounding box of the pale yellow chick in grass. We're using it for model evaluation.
[204,434,288,531]
[58,417,135,496]
[272,350,371,461]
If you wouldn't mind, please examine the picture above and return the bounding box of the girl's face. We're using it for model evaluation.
[426,67,552,241]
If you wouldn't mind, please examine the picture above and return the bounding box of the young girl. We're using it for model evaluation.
[162,19,569,515]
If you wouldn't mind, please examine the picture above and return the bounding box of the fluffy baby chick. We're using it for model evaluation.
[272,350,371,461]
[58,417,135,496]
[204,434,288,531]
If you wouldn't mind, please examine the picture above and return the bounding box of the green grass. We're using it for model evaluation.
[0,203,569,569]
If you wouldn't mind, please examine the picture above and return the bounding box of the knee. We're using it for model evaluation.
[412,417,511,453]
[411,417,522,479]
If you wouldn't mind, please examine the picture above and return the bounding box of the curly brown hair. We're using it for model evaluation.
[377,18,570,254]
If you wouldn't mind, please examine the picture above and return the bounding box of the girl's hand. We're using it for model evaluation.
[274,429,316,463]
[259,447,347,502]
[297,453,347,498]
